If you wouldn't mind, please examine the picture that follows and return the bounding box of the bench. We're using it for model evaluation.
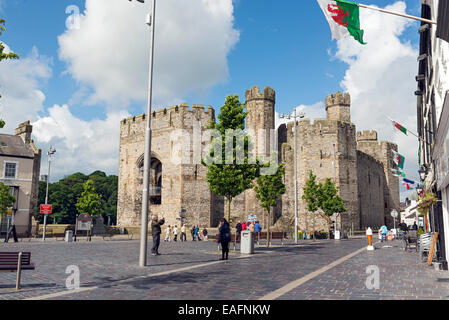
[0,252,35,290]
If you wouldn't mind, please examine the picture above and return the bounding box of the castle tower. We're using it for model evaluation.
[245,86,276,159]
[326,92,351,123]
[244,86,276,224]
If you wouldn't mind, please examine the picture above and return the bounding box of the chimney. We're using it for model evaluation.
[15,121,33,144]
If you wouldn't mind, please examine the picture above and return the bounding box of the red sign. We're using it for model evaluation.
[40,204,52,214]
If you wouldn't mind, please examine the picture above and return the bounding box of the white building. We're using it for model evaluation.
[417,0,449,270]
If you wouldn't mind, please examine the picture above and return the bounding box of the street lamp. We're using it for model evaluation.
[130,0,156,267]
[280,109,305,244]
[43,146,56,241]
[418,165,427,182]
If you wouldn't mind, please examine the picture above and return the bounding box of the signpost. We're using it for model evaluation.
[40,204,52,241]
[76,213,92,241]
[391,209,398,232]
[247,214,257,223]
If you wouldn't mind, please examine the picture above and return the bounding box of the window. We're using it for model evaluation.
[4,162,17,179]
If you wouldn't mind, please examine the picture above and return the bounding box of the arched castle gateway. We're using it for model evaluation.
[117,86,400,231]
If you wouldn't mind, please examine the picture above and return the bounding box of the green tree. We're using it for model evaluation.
[318,178,346,239]
[302,171,320,240]
[202,95,260,223]
[253,162,286,247]
[0,18,19,128]
[75,179,102,218]
[0,182,15,219]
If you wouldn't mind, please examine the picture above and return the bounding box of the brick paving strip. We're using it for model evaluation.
[259,246,367,300]
[25,252,268,300]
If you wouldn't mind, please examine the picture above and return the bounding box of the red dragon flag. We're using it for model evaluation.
[317,0,366,44]
[392,150,405,170]
[392,120,408,136]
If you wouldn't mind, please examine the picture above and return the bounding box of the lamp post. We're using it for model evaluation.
[129,0,156,267]
[43,146,56,242]
[280,110,305,243]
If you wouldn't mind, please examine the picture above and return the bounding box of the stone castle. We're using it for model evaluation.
[117,86,400,232]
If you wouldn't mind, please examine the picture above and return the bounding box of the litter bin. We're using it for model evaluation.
[240,231,254,254]
[65,230,73,242]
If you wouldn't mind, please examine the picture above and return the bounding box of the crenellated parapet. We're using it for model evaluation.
[120,104,215,138]
[357,130,378,142]
[325,92,351,108]
[245,86,276,103]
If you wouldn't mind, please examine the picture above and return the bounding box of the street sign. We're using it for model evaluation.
[40,204,52,214]
[76,213,92,231]
[391,209,398,219]
[248,214,257,222]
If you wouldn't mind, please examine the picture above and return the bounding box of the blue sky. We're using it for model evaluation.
[0,0,423,199]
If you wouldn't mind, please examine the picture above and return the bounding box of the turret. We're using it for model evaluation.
[325,92,351,123]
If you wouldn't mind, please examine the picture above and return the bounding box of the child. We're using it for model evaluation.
[164,225,172,242]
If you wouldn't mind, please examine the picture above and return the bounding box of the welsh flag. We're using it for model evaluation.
[392,120,407,136]
[392,150,405,170]
[402,182,411,191]
[317,0,366,45]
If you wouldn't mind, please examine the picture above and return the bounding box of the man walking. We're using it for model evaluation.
[151,215,165,256]
[173,225,178,242]
[180,224,187,242]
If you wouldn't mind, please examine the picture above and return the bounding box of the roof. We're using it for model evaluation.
[0,134,35,159]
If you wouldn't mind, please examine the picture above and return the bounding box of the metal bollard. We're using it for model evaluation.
[16,252,22,291]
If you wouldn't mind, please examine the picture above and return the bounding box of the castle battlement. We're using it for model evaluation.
[325,92,351,108]
[357,130,378,142]
[121,104,215,125]
[245,86,275,103]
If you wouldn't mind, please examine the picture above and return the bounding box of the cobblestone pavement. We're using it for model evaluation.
[0,237,448,300]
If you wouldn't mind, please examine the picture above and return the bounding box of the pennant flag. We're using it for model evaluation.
[403,178,415,185]
[392,150,405,170]
[392,120,408,136]
[390,169,405,177]
[317,0,366,45]
[402,182,411,190]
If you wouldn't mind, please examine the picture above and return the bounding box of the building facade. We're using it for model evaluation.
[418,0,449,270]
[0,121,41,236]
[117,86,400,233]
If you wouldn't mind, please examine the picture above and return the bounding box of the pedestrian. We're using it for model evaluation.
[412,221,418,231]
[249,222,255,232]
[241,221,247,232]
[191,225,196,241]
[173,225,178,242]
[151,215,165,256]
[195,225,200,241]
[235,220,242,243]
[380,224,388,242]
[217,218,231,260]
[202,227,208,241]
[164,225,172,242]
[254,221,262,242]
[180,224,187,242]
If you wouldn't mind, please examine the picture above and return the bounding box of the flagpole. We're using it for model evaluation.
[386,115,430,145]
[358,3,437,25]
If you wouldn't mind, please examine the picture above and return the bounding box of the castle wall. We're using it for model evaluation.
[117,105,217,229]
[357,131,400,228]
[357,151,386,229]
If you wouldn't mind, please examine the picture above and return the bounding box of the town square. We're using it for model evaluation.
[0,0,449,309]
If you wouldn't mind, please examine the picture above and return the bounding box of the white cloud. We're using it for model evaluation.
[32,105,130,179]
[58,0,240,108]
[0,46,52,132]
[333,1,419,200]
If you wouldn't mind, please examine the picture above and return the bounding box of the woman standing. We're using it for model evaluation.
[217,218,231,260]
